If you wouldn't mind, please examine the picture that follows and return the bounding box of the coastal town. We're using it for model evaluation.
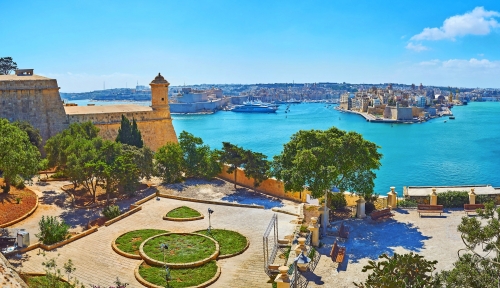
[61,82,500,119]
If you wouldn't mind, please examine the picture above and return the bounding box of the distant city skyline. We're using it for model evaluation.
[2,1,500,92]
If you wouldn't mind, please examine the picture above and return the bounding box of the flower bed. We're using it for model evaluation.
[138,261,219,288]
[0,179,38,227]
[166,206,202,219]
[141,233,217,265]
[114,229,168,256]
[195,229,249,258]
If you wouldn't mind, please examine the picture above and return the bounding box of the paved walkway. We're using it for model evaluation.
[8,197,297,287]
[307,208,468,287]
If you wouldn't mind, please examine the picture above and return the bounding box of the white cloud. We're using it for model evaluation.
[406,42,429,52]
[418,59,440,66]
[400,35,407,39]
[411,7,500,41]
[442,58,499,69]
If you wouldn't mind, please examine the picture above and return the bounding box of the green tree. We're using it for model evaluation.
[271,127,382,199]
[155,143,184,183]
[354,252,441,288]
[0,57,18,75]
[116,115,143,148]
[219,142,246,189]
[178,131,221,179]
[0,118,41,193]
[437,202,500,287]
[243,149,270,191]
[35,216,70,245]
[13,120,43,148]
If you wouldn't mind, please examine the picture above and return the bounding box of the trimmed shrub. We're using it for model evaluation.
[476,194,494,204]
[365,202,376,214]
[102,205,121,220]
[50,171,67,179]
[398,199,418,208]
[35,216,70,245]
[329,192,347,210]
[436,190,469,208]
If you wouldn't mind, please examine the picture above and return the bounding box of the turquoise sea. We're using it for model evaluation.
[66,99,500,195]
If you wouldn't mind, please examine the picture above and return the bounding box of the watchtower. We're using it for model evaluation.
[150,73,171,116]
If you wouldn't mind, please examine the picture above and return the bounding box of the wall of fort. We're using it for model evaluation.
[0,76,69,145]
[67,109,177,151]
[218,165,308,203]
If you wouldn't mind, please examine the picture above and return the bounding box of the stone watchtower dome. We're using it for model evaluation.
[150,73,170,111]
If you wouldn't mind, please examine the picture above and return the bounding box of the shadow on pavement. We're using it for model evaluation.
[221,188,284,209]
[162,178,226,191]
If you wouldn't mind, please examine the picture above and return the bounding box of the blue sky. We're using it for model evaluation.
[2,1,500,92]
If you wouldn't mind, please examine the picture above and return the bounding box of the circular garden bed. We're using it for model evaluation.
[136,260,220,288]
[113,229,168,259]
[139,233,219,268]
[196,229,249,258]
[163,206,204,221]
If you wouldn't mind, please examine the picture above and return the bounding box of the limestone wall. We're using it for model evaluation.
[0,77,69,145]
[218,165,308,203]
[68,109,177,151]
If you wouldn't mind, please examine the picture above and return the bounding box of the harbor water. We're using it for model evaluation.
[65,99,500,195]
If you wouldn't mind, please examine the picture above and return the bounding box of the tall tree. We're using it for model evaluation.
[437,202,500,287]
[13,120,43,148]
[116,115,143,148]
[0,57,18,75]
[155,143,184,184]
[178,131,220,179]
[219,142,246,189]
[243,149,270,192]
[0,118,41,192]
[271,127,382,199]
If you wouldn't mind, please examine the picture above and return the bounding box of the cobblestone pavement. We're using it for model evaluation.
[9,197,297,287]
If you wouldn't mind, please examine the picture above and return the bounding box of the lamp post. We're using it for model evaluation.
[207,208,214,234]
[160,243,170,288]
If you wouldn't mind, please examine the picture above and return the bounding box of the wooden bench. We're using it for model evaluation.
[417,205,444,217]
[329,241,346,264]
[464,204,485,215]
[339,222,349,238]
[370,208,394,220]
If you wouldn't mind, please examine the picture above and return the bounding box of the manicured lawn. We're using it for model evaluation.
[0,179,37,226]
[139,261,218,288]
[115,229,168,255]
[196,229,248,256]
[142,234,216,263]
[166,206,201,218]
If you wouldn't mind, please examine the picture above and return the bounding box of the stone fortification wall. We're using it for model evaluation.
[218,165,308,203]
[0,76,68,145]
[67,109,177,151]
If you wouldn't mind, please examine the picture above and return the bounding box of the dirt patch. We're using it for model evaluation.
[62,183,149,207]
[88,217,107,228]
[0,178,37,226]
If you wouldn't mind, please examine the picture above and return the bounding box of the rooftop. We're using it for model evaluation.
[0,74,52,81]
[64,104,152,115]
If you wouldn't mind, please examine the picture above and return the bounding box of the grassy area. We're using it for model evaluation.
[196,229,248,256]
[166,206,202,218]
[24,275,72,288]
[142,234,216,263]
[139,261,218,288]
[115,229,168,255]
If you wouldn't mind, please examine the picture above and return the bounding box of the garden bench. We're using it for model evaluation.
[329,241,346,264]
[417,204,444,217]
[370,208,394,220]
[338,222,349,238]
[464,204,485,215]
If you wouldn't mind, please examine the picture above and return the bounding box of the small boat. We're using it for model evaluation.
[449,116,455,119]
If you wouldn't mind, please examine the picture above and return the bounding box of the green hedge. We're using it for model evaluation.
[436,191,469,208]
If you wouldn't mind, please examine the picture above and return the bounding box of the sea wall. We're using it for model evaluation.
[218,165,308,203]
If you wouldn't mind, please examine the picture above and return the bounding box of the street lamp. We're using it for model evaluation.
[160,243,170,288]
[207,208,214,234]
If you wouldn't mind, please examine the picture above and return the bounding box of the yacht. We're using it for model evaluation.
[231,102,278,113]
